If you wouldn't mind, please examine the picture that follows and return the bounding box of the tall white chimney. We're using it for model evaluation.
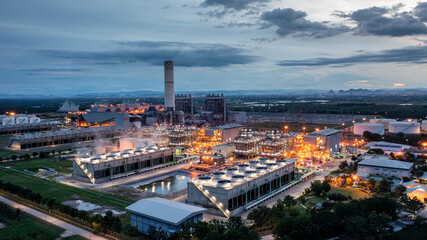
[164,60,175,111]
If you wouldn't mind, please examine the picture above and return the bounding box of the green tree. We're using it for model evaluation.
[401,195,425,213]
[274,214,315,240]
[248,205,272,227]
[310,180,323,196]
[367,211,391,235]
[32,152,39,158]
[283,195,297,211]
[322,180,331,194]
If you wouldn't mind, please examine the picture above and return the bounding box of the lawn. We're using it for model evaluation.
[304,196,328,208]
[3,157,74,174]
[0,211,85,240]
[329,186,370,200]
[0,135,10,147]
[0,168,132,210]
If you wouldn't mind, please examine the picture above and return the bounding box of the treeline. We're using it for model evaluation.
[0,149,71,162]
[249,196,400,240]
[147,216,260,240]
[0,202,22,221]
[0,180,137,236]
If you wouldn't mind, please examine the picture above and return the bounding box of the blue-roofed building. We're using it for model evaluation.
[126,197,207,235]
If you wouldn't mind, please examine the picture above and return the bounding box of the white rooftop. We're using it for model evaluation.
[306,128,341,136]
[405,186,427,194]
[358,158,414,170]
[125,197,207,226]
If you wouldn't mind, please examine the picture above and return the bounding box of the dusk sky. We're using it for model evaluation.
[1,0,427,95]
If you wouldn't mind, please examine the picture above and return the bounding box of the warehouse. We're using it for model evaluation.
[72,145,174,183]
[8,126,116,150]
[187,158,297,217]
[126,197,206,235]
[356,156,414,179]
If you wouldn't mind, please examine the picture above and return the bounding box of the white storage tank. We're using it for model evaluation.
[422,120,427,132]
[2,117,15,125]
[389,122,420,134]
[369,118,396,130]
[16,117,29,125]
[29,117,41,124]
[354,123,384,135]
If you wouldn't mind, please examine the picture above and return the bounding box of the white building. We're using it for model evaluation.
[126,197,207,236]
[357,157,414,179]
[365,141,411,154]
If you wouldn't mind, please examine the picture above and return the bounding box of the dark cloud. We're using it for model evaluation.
[251,37,277,42]
[414,2,427,22]
[277,45,427,67]
[260,8,350,38]
[201,0,269,11]
[36,41,258,67]
[343,6,427,36]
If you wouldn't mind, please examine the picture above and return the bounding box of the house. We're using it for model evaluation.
[126,197,207,235]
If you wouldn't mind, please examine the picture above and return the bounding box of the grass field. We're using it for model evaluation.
[0,211,85,240]
[0,135,10,147]
[0,168,131,210]
[329,186,370,200]
[3,157,74,174]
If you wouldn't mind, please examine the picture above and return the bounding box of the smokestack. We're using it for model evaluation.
[164,60,175,111]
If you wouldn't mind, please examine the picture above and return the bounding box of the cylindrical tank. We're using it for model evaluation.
[389,122,420,134]
[2,117,15,125]
[249,160,259,168]
[213,171,226,180]
[231,175,245,183]
[266,163,278,170]
[164,60,175,111]
[217,180,232,188]
[369,118,396,130]
[238,164,249,172]
[354,123,384,135]
[16,117,29,125]
[29,117,41,124]
[244,170,257,178]
[226,167,238,176]
[258,157,269,164]
[422,120,427,131]
[256,166,268,174]
[197,176,212,184]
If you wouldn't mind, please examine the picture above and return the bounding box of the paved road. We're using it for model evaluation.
[0,195,107,240]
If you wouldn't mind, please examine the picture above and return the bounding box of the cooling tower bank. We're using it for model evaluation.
[187,158,298,217]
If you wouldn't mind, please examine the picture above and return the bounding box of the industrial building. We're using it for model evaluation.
[200,155,225,166]
[233,129,295,159]
[90,102,163,113]
[364,141,411,154]
[303,128,342,156]
[258,130,289,159]
[126,197,207,236]
[233,129,260,159]
[205,124,243,143]
[57,101,79,112]
[8,126,116,150]
[212,143,236,157]
[354,123,385,135]
[72,145,174,183]
[175,94,194,116]
[0,123,55,136]
[187,158,297,217]
[167,125,197,147]
[356,155,414,179]
[77,112,131,130]
[202,94,227,125]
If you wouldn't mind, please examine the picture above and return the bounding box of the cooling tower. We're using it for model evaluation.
[164,60,175,111]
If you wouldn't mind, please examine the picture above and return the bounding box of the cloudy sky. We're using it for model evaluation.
[1,0,427,95]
